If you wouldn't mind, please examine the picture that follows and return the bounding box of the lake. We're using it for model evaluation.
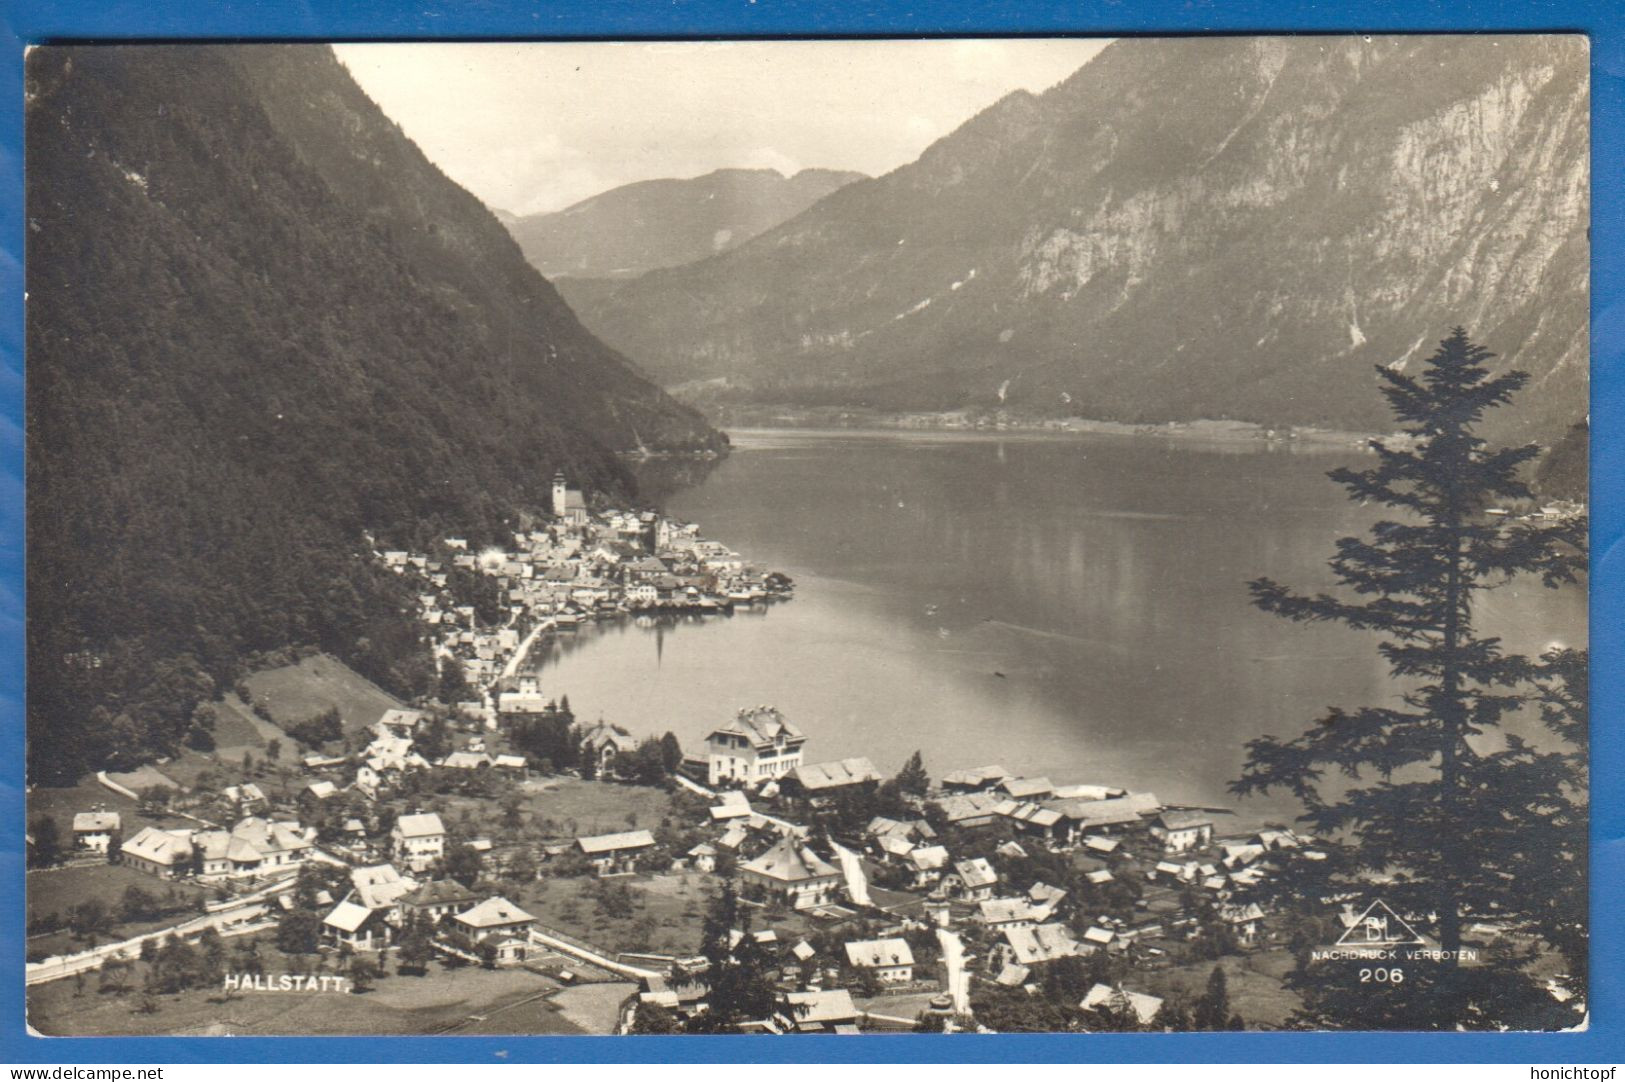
[530,428,1585,826]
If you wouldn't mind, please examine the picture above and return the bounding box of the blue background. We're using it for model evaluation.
[0,0,1616,1065]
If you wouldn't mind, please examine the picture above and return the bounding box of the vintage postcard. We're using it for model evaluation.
[24,36,1588,1037]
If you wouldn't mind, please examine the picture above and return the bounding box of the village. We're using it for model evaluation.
[26,476,1385,1036]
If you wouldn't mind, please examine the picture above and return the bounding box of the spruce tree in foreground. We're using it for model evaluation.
[1232,329,1587,1029]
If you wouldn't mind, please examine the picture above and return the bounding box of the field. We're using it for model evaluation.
[513,872,712,958]
[26,864,208,959]
[26,956,584,1037]
[241,653,402,735]
[444,776,675,841]
[1141,950,1303,1029]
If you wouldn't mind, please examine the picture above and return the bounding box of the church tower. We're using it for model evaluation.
[552,470,568,518]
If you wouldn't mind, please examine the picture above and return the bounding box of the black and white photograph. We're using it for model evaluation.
[23,36,1588,1037]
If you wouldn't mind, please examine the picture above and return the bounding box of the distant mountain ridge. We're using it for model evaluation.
[561,36,1588,442]
[504,167,864,280]
[26,45,721,780]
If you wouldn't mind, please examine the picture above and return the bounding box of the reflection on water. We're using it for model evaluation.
[533,429,1585,825]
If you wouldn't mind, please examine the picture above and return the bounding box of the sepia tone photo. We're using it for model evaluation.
[24,36,1588,1036]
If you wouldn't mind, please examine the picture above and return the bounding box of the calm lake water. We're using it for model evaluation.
[531,428,1585,826]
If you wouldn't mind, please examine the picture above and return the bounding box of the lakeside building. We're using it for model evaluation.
[704,707,805,787]
[783,757,882,805]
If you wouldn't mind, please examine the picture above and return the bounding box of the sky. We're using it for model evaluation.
[335,39,1110,217]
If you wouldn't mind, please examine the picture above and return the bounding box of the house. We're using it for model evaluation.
[947,858,998,901]
[121,826,193,877]
[323,900,390,951]
[1001,923,1084,966]
[979,897,1045,931]
[1051,792,1160,833]
[440,751,493,771]
[1151,810,1215,852]
[704,706,806,786]
[376,709,426,735]
[785,758,882,803]
[997,776,1055,802]
[578,722,638,774]
[739,837,841,910]
[935,791,1002,830]
[778,989,860,1033]
[875,833,917,862]
[1221,902,1266,945]
[687,843,718,873]
[71,811,120,854]
[193,818,313,879]
[493,754,528,775]
[452,896,536,942]
[391,812,447,872]
[1082,835,1121,855]
[994,800,1067,842]
[866,816,935,843]
[1081,926,1117,951]
[350,863,416,913]
[303,780,339,804]
[940,765,1011,792]
[1080,983,1164,1027]
[222,784,267,812]
[844,938,915,984]
[576,829,656,876]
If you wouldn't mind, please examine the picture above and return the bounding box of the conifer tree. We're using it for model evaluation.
[1233,329,1587,1027]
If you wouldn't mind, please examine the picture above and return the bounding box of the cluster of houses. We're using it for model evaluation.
[379,472,791,721]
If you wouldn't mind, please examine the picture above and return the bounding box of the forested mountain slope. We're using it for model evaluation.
[26,45,722,780]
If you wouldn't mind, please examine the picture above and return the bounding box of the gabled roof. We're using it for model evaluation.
[394,812,445,838]
[1157,810,1214,831]
[940,765,1011,788]
[936,791,1002,822]
[782,988,858,1027]
[790,758,882,791]
[878,834,917,858]
[576,829,656,854]
[953,858,998,888]
[1080,983,1164,1025]
[907,846,950,871]
[741,836,839,882]
[399,878,478,910]
[998,776,1054,800]
[322,900,376,933]
[1083,835,1121,853]
[994,800,1062,828]
[454,896,535,929]
[844,937,915,969]
[979,897,1043,925]
[121,826,192,865]
[73,812,120,833]
[579,722,638,753]
[708,706,803,748]
[305,781,339,799]
[1002,923,1083,965]
[1050,792,1159,825]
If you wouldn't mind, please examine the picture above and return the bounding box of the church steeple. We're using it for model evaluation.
[552,470,568,517]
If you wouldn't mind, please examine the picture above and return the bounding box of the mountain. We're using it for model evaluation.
[560,36,1588,441]
[25,45,722,780]
[504,167,864,280]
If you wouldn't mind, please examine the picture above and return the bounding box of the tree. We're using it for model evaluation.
[683,881,779,1033]
[265,738,282,764]
[659,731,683,775]
[629,1001,680,1034]
[27,816,61,869]
[1192,965,1230,1030]
[349,953,381,993]
[397,913,434,976]
[443,843,484,887]
[275,907,323,957]
[1232,329,1587,1028]
[895,750,930,798]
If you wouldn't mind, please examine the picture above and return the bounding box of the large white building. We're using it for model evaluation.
[391,812,446,872]
[704,706,805,786]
